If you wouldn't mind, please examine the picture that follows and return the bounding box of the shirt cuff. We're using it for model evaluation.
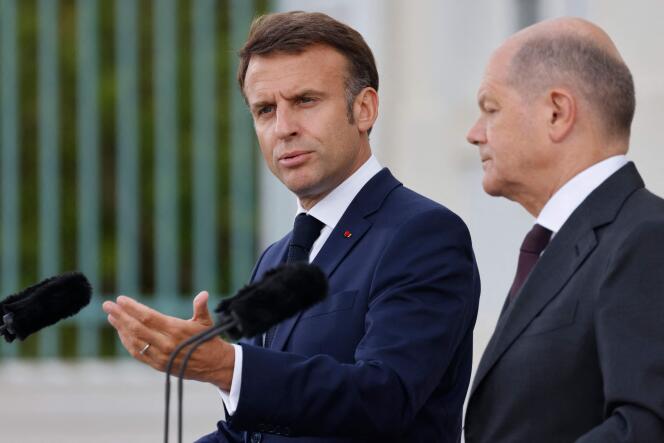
[218,343,243,418]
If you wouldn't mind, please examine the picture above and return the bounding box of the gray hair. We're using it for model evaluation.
[509,35,635,140]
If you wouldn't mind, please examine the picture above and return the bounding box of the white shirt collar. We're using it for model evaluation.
[537,155,628,233]
[296,154,382,230]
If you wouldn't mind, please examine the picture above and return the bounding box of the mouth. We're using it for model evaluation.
[278,151,313,167]
[279,150,309,160]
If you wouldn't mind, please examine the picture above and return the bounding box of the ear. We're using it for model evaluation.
[353,87,379,134]
[547,89,576,142]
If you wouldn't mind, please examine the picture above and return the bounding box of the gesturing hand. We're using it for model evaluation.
[103,291,235,390]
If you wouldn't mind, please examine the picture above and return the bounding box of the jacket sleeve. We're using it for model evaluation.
[576,221,664,442]
[226,208,480,438]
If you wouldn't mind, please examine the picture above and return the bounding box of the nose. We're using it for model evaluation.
[274,105,299,139]
[466,118,486,146]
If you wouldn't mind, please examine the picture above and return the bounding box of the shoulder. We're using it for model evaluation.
[377,183,470,237]
[368,185,479,304]
[610,186,664,239]
[356,168,467,230]
[601,187,664,272]
[626,187,664,214]
[362,185,477,275]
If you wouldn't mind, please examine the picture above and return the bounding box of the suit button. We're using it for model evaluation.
[250,432,262,443]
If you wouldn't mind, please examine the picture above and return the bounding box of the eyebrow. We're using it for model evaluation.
[281,88,328,103]
[249,88,328,112]
[477,93,487,109]
[291,88,326,98]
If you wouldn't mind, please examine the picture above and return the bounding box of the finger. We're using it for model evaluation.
[106,309,158,350]
[191,291,213,325]
[105,301,172,359]
[116,295,179,330]
[107,313,144,357]
[109,312,173,370]
[108,295,216,372]
[102,300,116,315]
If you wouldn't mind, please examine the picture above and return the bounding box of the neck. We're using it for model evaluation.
[518,146,626,217]
[298,144,372,210]
[299,193,329,211]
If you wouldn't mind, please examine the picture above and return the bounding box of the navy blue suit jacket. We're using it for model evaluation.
[199,169,480,442]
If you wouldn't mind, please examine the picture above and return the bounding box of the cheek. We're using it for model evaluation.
[257,141,271,163]
[256,136,279,174]
[487,120,518,160]
[254,127,271,156]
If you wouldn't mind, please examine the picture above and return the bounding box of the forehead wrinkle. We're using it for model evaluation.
[245,73,299,102]
[245,48,348,99]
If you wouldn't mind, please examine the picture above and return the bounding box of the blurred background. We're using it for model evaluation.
[1,0,662,441]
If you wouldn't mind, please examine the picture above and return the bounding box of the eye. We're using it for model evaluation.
[257,105,274,116]
[258,105,274,115]
[297,96,316,105]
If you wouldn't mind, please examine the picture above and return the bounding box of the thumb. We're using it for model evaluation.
[191,291,213,326]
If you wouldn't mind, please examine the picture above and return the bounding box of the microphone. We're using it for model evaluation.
[214,262,329,340]
[164,262,328,443]
[0,272,92,343]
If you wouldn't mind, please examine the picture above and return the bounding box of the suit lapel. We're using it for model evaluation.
[471,223,598,392]
[241,239,288,346]
[471,162,644,394]
[270,168,401,351]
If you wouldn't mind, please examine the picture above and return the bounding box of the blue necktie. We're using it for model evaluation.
[264,213,324,347]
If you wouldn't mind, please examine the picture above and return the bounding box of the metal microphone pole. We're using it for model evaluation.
[163,312,242,443]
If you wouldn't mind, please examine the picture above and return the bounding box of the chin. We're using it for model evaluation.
[280,173,312,191]
[481,178,505,197]
[285,181,319,199]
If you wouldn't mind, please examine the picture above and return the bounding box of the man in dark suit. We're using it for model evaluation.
[464,17,664,442]
[104,12,480,442]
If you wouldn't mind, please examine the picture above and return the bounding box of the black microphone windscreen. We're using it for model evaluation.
[215,263,328,339]
[1,272,92,341]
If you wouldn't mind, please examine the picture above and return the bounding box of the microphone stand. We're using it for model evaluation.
[176,326,231,443]
[163,311,243,443]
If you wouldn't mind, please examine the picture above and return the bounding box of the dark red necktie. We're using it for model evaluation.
[507,223,552,301]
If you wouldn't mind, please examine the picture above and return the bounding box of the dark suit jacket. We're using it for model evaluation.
[198,168,480,442]
[465,163,664,442]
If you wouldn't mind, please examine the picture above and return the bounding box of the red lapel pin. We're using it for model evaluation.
[343,230,352,238]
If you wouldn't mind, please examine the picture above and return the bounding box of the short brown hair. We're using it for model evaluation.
[237,11,378,120]
[509,35,635,140]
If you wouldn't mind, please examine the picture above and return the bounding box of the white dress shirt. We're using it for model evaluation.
[219,155,383,417]
[537,155,628,233]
